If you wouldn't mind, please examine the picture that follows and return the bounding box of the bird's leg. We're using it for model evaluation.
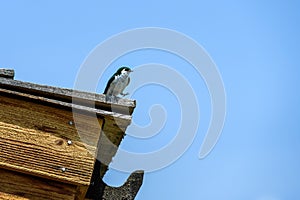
[112,95,119,103]
[105,94,111,102]
[105,95,117,103]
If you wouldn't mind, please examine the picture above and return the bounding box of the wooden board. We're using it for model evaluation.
[0,95,103,186]
[0,168,77,200]
[0,69,14,79]
[0,77,136,115]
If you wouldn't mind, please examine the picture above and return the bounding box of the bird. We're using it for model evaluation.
[104,66,133,102]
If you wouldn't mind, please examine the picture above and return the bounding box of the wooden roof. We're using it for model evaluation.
[0,69,138,199]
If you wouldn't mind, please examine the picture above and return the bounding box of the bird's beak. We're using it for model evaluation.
[129,69,133,72]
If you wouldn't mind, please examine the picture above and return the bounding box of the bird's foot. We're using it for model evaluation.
[105,95,126,103]
[111,95,120,103]
[121,92,129,97]
[105,94,112,102]
[105,95,118,103]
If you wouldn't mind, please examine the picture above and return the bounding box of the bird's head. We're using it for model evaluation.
[118,66,133,75]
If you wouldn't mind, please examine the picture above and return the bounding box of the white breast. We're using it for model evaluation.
[107,74,129,96]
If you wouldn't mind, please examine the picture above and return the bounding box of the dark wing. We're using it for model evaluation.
[103,75,115,94]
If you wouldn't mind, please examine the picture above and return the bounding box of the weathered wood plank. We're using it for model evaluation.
[0,88,133,179]
[0,88,132,125]
[0,168,77,200]
[0,69,14,79]
[0,95,102,186]
[0,87,133,181]
[0,77,136,115]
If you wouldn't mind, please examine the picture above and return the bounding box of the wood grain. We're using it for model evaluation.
[0,74,136,199]
[0,168,77,200]
[0,88,132,124]
[0,95,102,186]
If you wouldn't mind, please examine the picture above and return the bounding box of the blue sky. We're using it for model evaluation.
[1,1,300,199]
